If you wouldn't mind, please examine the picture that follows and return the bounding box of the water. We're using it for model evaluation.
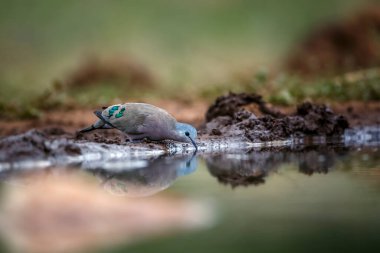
[0,128,379,253]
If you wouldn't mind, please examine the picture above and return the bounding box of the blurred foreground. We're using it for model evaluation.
[0,171,211,253]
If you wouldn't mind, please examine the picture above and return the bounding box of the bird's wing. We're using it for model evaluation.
[134,113,177,140]
[101,103,176,137]
[102,104,148,135]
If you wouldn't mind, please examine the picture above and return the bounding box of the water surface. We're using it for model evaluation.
[0,128,379,253]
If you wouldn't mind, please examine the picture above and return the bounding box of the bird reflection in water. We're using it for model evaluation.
[0,152,197,197]
[84,153,197,197]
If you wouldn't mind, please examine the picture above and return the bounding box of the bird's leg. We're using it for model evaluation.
[185,134,198,152]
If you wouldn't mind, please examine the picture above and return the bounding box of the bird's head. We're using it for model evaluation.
[174,122,198,150]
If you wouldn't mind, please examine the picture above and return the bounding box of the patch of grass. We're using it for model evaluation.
[242,68,380,105]
[0,79,150,119]
[195,68,380,105]
[0,99,41,120]
[1,67,379,120]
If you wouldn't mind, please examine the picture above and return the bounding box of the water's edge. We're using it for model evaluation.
[0,126,379,172]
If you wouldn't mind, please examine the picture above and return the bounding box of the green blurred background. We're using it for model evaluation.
[0,0,378,114]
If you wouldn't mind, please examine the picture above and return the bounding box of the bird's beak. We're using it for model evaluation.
[187,136,198,151]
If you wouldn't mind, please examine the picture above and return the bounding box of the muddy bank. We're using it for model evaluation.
[202,92,349,142]
[0,127,247,164]
[0,99,377,139]
[1,93,379,164]
[0,129,76,162]
[0,128,168,163]
[0,124,379,168]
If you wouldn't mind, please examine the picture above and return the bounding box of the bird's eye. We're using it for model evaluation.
[185,131,190,136]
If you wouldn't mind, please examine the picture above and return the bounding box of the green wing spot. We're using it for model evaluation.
[115,108,126,118]
[108,106,120,117]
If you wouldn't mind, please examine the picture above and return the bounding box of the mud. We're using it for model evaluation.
[0,93,376,163]
[285,5,380,76]
[202,92,349,142]
[0,128,166,162]
[205,93,283,121]
[0,129,70,161]
[1,126,379,189]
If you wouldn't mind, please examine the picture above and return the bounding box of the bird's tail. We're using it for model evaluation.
[79,122,114,133]
[79,125,96,133]
[94,110,117,129]
[79,110,115,133]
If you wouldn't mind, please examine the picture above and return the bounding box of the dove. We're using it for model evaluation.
[79,103,198,150]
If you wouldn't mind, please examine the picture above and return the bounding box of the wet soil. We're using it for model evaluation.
[0,127,175,164]
[202,92,349,142]
[0,128,102,161]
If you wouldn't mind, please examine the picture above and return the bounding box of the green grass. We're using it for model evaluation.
[266,69,380,105]
[2,67,379,120]
[198,68,380,105]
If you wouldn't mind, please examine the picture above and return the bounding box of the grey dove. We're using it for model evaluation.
[79,103,198,149]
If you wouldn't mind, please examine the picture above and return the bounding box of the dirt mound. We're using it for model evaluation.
[205,93,283,121]
[286,5,380,76]
[64,55,155,88]
[203,92,349,141]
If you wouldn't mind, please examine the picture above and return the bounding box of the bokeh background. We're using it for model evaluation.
[1,2,380,253]
[1,0,379,119]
